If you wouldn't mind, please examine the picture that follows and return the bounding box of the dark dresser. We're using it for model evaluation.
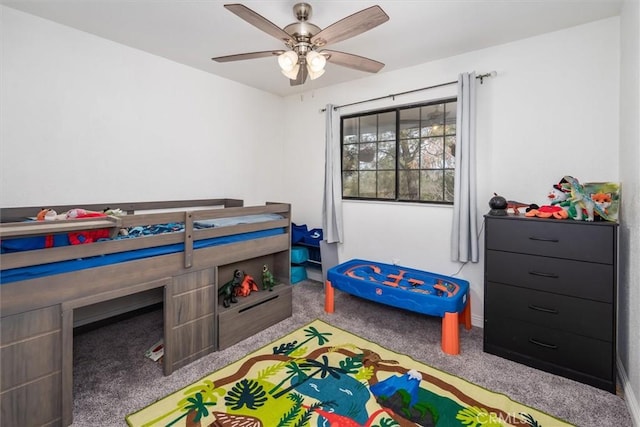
[483,214,617,392]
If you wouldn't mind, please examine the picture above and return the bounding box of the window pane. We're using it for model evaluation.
[445,136,456,168]
[398,170,420,200]
[444,169,455,202]
[358,143,377,169]
[399,108,420,138]
[445,102,457,135]
[342,171,358,197]
[421,104,444,137]
[359,171,377,197]
[360,115,377,142]
[420,170,444,201]
[399,139,419,169]
[343,117,358,143]
[343,144,358,170]
[421,137,444,168]
[378,171,396,199]
[378,112,396,141]
[377,141,396,169]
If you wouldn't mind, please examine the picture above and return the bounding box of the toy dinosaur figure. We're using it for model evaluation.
[262,264,276,291]
[219,269,243,308]
[563,175,609,221]
[235,274,259,297]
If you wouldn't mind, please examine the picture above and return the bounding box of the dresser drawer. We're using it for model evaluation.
[486,250,614,302]
[484,316,613,381]
[486,282,613,341]
[486,218,614,264]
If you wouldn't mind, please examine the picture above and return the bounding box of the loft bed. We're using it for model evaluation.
[0,198,293,427]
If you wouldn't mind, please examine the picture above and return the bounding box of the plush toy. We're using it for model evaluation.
[262,264,276,291]
[36,207,107,221]
[36,209,59,221]
[562,175,610,222]
[235,274,259,297]
[525,204,569,219]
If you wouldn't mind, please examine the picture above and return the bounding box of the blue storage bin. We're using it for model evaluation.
[291,265,307,284]
[291,223,308,244]
[291,245,309,265]
[303,228,323,246]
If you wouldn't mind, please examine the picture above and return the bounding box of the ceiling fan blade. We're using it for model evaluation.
[311,5,389,47]
[290,66,308,86]
[322,50,385,73]
[224,4,293,44]
[212,50,284,63]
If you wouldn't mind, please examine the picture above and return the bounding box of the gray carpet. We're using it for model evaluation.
[71,280,632,426]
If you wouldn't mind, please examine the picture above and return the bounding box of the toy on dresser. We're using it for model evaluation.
[562,175,611,222]
[524,176,618,222]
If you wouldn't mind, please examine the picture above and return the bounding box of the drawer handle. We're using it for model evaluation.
[528,271,559,279]
[528,236,559,243]
[528,304,559,314]
[529,338,558,350]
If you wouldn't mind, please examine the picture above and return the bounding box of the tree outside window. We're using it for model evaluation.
[341,99,457,203]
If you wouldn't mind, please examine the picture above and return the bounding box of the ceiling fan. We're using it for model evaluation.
[211,3,389,86]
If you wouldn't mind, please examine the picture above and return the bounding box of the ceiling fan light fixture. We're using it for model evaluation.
[278,50,299,72]
[306,50,326,72]
[281,63,300,80]
[307,65,325,80]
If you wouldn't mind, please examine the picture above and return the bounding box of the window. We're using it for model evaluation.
[341,99,457,203]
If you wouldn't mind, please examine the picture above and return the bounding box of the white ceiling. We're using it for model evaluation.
[2,0,623,97]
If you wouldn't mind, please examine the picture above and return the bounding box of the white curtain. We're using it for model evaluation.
[322,104,344,243]
[451,72,479,263]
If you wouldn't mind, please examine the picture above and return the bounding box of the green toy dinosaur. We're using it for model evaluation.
[563,175,610,222]
[262,264,276,291]
[219,269,244,307]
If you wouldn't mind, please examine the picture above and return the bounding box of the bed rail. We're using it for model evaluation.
[0,198,244,223]
[1,200,290,271]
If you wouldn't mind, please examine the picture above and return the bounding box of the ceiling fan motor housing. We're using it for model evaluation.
[293,3,312,22]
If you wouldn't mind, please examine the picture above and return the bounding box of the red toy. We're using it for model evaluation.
[235,274,259,297]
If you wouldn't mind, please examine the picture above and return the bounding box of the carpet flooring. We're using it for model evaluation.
[71,280,632,426]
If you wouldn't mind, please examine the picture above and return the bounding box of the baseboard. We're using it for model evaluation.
[471,313,483,328]
[618,357,640,427]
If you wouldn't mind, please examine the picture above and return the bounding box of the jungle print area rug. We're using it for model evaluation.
[126,319,572,427]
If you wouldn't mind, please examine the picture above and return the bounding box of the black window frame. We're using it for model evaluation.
[340,98,458,204]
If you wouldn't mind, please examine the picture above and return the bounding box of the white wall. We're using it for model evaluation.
[281,17,621,326]
[3,7,636,418]
[618,0,640,424]
[0,6,285,208]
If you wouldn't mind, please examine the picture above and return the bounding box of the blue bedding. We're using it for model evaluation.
[1,228,283,284]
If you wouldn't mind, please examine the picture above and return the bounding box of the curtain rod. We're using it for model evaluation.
[320,71,496,112]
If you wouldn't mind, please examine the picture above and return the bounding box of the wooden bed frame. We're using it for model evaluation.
[0,198,293,427]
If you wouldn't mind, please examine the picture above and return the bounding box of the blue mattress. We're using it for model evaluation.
[327,259,469,317]
[1,228,283,284]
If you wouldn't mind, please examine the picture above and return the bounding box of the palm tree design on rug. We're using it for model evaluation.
[287,325,332,354]
[268,361,311,395]
[272,354,347,399]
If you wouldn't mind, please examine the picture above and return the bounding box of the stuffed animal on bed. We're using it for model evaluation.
[36,209,65,221]
[36,208,112,244]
